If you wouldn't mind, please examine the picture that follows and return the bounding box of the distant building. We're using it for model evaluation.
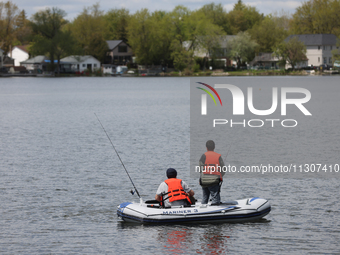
[106,40,133,65]
[8,45,30,66]
[20,55,49,72]
[285,34,338,67]
[250,53,280,69]
[60,55,101,72]
[184,35,237,67]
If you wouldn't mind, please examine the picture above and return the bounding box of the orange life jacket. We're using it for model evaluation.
[203,151,222,180]
[164,178,191,204]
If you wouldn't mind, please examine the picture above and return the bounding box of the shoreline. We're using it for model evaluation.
[1,70,339,78]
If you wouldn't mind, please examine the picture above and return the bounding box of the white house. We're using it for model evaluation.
[60,55,101,72]
[285,34,338,67]
[20,55,48,71]
[8,45,29,66]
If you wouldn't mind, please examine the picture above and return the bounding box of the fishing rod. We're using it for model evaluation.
[94,113,141,198]
[224,145,232,163]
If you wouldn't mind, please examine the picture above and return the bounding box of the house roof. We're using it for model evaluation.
[285,34,337,46]
[252,53,278,62]
[250,52,279,65]
[21,55,47,64]
[106,40,124,50]
[13,45,29,53]
[60,55,100,64]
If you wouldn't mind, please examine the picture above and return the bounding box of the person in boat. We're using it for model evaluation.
[199,140,225,205]
[155,168,195,207]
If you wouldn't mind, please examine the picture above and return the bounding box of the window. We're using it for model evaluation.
[118,45,127,53]
[324,57,327,64]
[323,46,326,50]
[329,57,332,64]
[330,46,332,50]
[318,46,320,50]
[82,64,86,67]
[94,64,97,67]
[318,57,320,63]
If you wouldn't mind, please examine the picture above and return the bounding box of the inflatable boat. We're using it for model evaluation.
[117,197,271,224]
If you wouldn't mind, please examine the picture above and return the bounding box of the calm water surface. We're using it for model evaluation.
[0,76,339,254]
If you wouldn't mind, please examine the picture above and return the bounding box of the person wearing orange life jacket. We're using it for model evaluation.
[155,168,195,207]
[199,140,225,205]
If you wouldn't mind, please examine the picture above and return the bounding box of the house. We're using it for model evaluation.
[60,55,101,72]
[106,40,133,65]
[184,35,237,67]
[8,45,29,66]
[285,34,338,67]
[250,53,280,69]
[20,55,49,72]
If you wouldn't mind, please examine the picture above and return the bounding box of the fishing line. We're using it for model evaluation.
[224,144,232,163]
[94,113,141,198]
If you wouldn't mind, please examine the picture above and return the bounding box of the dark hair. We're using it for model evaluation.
[166,168,177,178]
[206,140,215,151]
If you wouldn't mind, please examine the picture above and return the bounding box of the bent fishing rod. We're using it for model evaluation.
[94,113,141,198]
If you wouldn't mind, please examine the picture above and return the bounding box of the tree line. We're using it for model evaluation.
[1,0,340,72]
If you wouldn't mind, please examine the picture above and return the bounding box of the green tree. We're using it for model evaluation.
[148,11,173,65]
[70,3,108,62]
[249,15,289,52]
[273,36,307,70]
[168,6,225,70]
[331,37,340,62]
[226,0,264,35]
[271,10,292,32]
[14,10,32,45]
[30,7,68,73]
[127,9,177,66]
[127,6,225,67]
[184,9,225,51]
[226,31,258,68]
[54,29,79,72]
[104,8,130,41]
[170,39,194,71]
[291,0,340,36]
[0,1,19,55]
[198,3,230,34]
[127,9,153,65]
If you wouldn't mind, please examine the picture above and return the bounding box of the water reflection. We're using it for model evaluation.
[195,225,231,254]
[158,228,192,254]
[117,214,272,254]
[155,224,232,254]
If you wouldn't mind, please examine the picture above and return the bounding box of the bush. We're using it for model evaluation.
[193,63,200,73]
[183,68,193,76]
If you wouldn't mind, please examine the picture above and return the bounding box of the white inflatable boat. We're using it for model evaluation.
[117,197,271,224]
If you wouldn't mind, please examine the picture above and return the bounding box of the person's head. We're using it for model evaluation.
[206,140,215,151]
[166,168,177,178]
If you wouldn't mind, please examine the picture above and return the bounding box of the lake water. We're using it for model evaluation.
[0,76,339,254]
